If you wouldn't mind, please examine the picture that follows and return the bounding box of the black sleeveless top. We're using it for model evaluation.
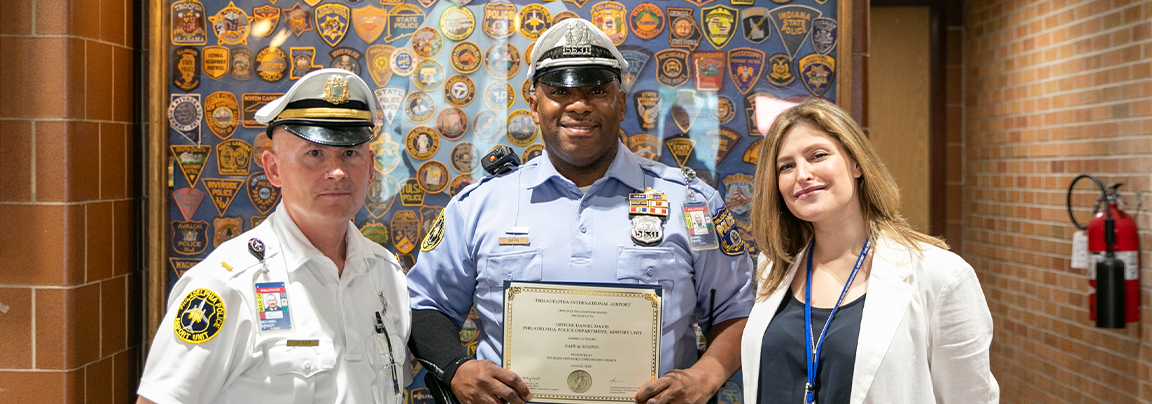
[757,290,866,404]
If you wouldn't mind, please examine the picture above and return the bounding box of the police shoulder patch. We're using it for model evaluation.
[174,288,227,344]
[420,210,446,251]
[712,207,746,256]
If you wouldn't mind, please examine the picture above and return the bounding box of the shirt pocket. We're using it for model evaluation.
[267,341,338,404]
[363,332,407,404]
[617,247,677,292]
[477,249,543,326]
[480,249,544,289]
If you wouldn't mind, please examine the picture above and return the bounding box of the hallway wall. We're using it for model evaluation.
[0,0,146,402]
[963,0,1152,402]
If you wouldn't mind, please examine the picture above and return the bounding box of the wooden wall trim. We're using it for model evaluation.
[146,0,170,344]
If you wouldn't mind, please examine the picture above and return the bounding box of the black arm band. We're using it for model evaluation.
[409,309,473,384]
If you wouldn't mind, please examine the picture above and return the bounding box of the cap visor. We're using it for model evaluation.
[278,123,375,147]
[537,67,619,88]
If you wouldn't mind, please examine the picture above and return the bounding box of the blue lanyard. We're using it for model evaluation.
[803,238,870,404]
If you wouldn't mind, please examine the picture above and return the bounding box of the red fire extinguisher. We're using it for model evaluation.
[1067,175,1140,327]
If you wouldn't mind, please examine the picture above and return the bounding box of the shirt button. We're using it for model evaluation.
[580,225,587,233]
[304,361,312,371]
[646,268,654,276]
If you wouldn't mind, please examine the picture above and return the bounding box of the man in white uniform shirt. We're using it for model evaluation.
[137,68,410,404]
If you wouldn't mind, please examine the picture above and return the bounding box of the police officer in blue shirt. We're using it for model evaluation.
[407,18,754,404]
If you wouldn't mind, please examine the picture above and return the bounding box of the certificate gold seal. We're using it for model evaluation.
[567,370,592,394]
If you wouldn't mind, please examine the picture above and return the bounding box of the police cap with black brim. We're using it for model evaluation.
[526,18,630,88]
[255,68,378,147]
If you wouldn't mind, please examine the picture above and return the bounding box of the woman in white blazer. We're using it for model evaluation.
[741,99,998,404]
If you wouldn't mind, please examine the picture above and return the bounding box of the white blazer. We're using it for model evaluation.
[741,237,999,404]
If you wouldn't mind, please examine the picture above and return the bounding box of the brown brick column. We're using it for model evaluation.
[0,0,145,402]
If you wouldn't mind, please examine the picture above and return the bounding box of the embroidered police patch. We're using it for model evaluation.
[171,220,210,255]
[739,7,770,44]
[727,48,765,94]
[252,5,280,38]
[768,5,821,59]
[811,17,837,56]
[411,27,444,58]
[472,110,505,142]
[417,160,450,194]
[209,1,252,46]
[366,45,395,86]
[633,90,661,131]
[798,54,835,96]
[437,107,469,140]
[591,2,627,46]
[628,3,664,40]
[700,5,736,50]
[420,210,446,251]
[202,46,229,80]
[483,2,516,39]
[618,45,653,92]
[450,42,483,74]
[392,209,420,253]
[171,0,208,45]
[440,6,475,41]
[667,7,702,51]
[384,4,424,43]
[174,288,226,344]
[765,53,795,87]
[314,3,351,47]
[282,3,314,37]
[290,47,319,79]
[655,48,690,88]
[353,5,387,43]
[517,4,552,41]
[712,207,746,256]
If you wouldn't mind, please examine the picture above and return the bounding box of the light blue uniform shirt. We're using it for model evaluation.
[408,143,754,375]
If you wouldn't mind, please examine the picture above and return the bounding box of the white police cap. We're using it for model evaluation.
[526,18,630,88]
[255,68,377,147]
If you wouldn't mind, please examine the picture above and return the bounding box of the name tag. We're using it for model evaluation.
[499,237,530,245]
[286,340,319,347]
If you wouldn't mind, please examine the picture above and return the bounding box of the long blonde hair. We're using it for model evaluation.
[750,99,946,300]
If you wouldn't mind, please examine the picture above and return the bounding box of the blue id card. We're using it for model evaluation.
[255,282,293,332]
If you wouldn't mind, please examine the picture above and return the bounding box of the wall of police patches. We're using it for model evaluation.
[167,0,837,399]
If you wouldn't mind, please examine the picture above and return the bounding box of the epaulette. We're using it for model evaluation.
[455,164,522,201]
[214,237,276,281]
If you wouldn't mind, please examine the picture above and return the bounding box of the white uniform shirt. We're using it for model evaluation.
[139,207,411,404]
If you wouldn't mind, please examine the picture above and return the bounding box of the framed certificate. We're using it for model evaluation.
[503,281,663,404]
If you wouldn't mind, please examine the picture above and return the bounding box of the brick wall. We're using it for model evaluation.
[0,0,145,402]
[964,0,1152,402]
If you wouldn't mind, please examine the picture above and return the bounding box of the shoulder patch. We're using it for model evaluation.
[174,288,226,344]
[712,207,746,256]
[420,209,446,251]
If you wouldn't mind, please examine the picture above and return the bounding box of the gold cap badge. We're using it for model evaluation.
[323,76,351,104]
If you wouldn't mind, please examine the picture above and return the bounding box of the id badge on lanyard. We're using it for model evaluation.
[248,238,295,333]
[681,168,719,251]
